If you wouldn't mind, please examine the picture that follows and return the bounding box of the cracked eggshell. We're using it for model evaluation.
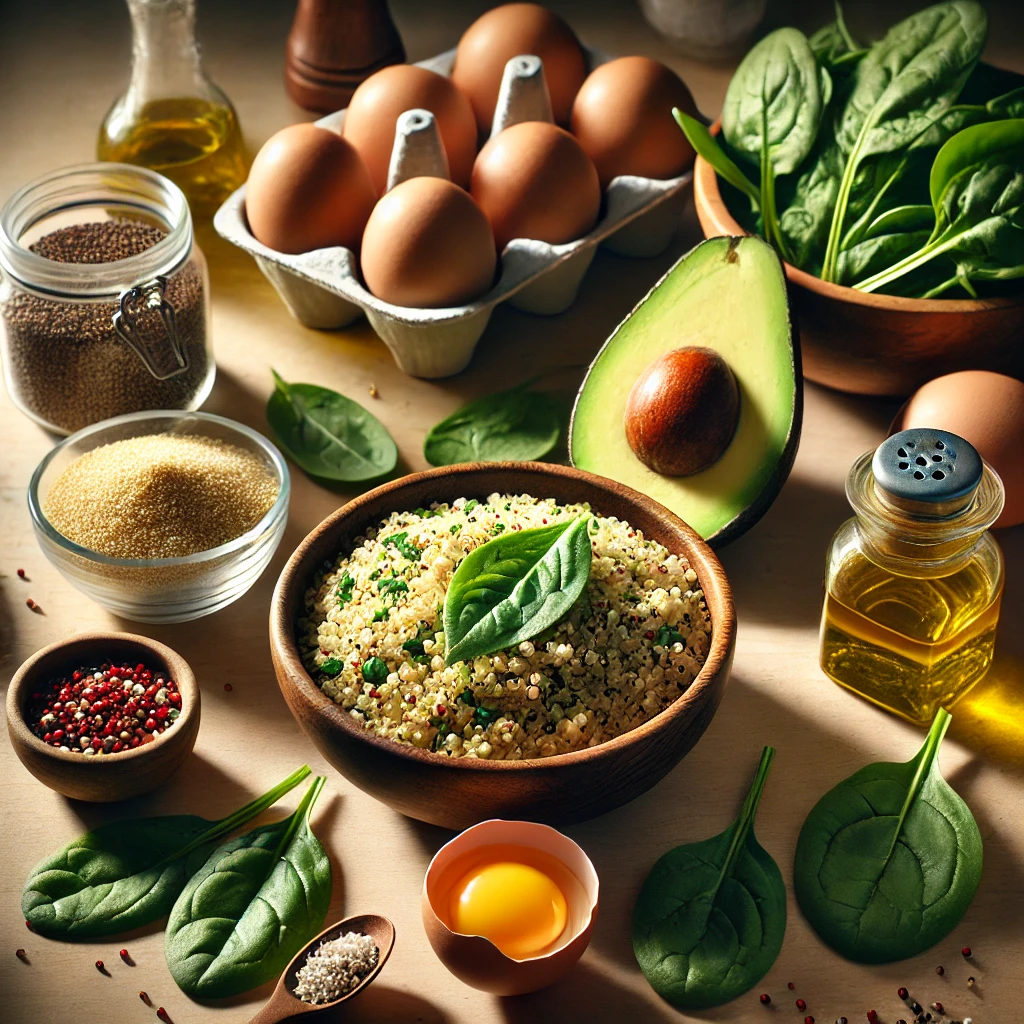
[422,819,599,995]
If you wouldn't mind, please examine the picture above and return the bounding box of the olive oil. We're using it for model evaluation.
[99,97,246,217]
[820,429,1005,725]
[821,549,1002,723]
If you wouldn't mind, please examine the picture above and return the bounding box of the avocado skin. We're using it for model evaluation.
[569,235,802,548]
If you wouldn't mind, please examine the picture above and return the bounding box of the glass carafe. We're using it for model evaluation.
[98,0,247,217]
[820,428,1005,724]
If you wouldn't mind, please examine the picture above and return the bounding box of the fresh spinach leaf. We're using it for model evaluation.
[811,0,868,73]
[863,203,936,240]
[795,709,982,963]
[837,228,933,287]
[821,1,988,281]
[856,118,1024,292]
[673,110,760,211]
[443,516,592,665]
[21,766,311,939]
[165,776,332,998]
[722,28,826,257]
[335,573,355,604]
[633,746,785,1010]
[424,383,560,466]
[266,369,397,482]
[320,657,343,676]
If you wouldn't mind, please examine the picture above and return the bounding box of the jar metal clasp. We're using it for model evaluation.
[113,277,188,380]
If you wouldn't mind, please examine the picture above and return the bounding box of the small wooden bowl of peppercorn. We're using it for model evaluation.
[6,631,200,802]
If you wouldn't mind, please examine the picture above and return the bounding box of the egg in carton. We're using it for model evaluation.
[214,48,693,379]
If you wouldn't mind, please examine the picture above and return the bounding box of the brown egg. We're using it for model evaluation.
[360,177,496,308]
[896,370,1024,528]
[570,56,698,187]
[245,124,377,255]
[343,65,478,193]
[470,122,600,252]
[452,3,587,132]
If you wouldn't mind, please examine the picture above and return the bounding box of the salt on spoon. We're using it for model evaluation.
[247,914,394,1023]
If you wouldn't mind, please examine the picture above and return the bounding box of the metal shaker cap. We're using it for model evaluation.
[872,428,983,516]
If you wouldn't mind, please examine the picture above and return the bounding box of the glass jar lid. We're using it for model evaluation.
[0,163,192,301]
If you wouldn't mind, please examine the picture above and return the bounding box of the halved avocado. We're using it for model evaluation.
[570,235,801,547]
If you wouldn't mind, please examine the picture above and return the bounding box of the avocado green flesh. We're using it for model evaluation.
[570,236,797,544]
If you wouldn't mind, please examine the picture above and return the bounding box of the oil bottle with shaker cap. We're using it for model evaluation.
[820,427,1005,724]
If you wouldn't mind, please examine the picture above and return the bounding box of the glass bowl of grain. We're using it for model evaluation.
[28,410,290,623]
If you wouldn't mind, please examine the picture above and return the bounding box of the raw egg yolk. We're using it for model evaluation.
[449,861,568,959]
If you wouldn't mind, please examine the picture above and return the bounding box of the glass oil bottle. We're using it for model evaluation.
[820,428,1005,725]
[98,0,247,217]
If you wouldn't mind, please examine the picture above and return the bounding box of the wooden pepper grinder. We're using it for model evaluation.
[285,0,406,113]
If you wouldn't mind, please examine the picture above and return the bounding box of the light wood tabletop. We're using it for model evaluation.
[2,2,1022,1023]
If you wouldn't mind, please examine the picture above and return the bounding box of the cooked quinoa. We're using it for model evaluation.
[299,494,711,760]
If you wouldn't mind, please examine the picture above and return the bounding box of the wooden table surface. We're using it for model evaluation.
[2,2,1023,1023]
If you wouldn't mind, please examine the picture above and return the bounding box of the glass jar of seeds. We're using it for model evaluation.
[0,163,213,435]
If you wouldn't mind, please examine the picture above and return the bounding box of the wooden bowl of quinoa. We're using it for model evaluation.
[271,463,735,829]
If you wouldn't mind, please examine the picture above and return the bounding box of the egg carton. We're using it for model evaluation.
[214,47,693,379]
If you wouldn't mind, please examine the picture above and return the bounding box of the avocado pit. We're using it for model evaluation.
[624,346,740,477]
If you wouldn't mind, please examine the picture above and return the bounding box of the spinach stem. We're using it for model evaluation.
[272,776,326,861]
[152,765,312,871]
[854,229,961,292]
[886,709,951,860]
[718,745,775,886]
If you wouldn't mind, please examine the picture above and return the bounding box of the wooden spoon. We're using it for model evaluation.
[248,914,395,1023]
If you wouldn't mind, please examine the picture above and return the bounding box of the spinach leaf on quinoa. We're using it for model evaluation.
[443,516,592,665]
[384,532,421,560]
[633,747,785,1009]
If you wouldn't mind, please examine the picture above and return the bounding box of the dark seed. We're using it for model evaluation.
[797,999,807,1011]
[119,947,133,964]
[140,992,152,1005]
[867,1012,878,1024]
[912,1003,923,1014]
[157,1009,171,1023]
[805,1018,815,1024]
[788,982,796,990]
[962,946,972,958]
[899,987,909,999]
[17,568,25,578]
[224,683,233,692]
[95,959,106,973]
[15,949,28,962]
[760,994,771,1006]
[967,976,976,987]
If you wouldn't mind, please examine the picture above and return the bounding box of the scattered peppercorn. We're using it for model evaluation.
[17,568,26,578]
[224,683,233,692]
[899,987,909,1000]
[836,1018,849,1024]
[140,991,152,1006]
[25,661,181,755]
[95,960,106,973]
[788,982,796,990]
[961,946,972,958]
[119,948,133,965]
[760,993,771,1005]
[912,1002,923,1014]
[936,965,944,975]
[797,999,807,1011]
[15,949,28,963]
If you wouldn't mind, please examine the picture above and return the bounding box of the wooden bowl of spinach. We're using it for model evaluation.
[269,462,735,830]
[688,0,1024,397]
